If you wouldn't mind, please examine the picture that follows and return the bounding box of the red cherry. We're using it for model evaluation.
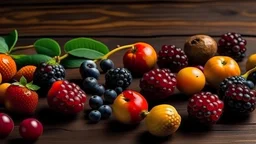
[19,118,43,140]
[0,113,14,138]
[195,65,204,72]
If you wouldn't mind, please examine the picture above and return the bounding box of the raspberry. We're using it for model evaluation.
[218,76,246,99]
[139,68,177,100]
[218,32,247,61]
[105,68,132,90]
[187,92,224,125]
[224,84,256,114]
[157,45,188,73]
[47,80,87,114]
[33,62,65,96]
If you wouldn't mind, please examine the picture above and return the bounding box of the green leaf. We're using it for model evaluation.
[4,29,18,52]
[0,37,9,53]
[68,48,104,59]
[60,55,87,68]
[12,54,52,69]
[34,38,61,57]
[64,37,109,57]
[26,82,40,91]
[19,76,27,86]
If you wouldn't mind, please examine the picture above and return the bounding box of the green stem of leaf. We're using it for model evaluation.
[11,45,34,52]
[94,44,134,63]
[56,53,69,63]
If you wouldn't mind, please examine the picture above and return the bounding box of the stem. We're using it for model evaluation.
[56,53,69,63]
[242,66,256,79]
[94,44,134,63]
[140,110,149,119]
[12,45,34,52]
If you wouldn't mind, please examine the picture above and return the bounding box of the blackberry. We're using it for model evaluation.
[105,68,132,90]
[218,76,246,99]
[224,84,256,114]
[140,68,177,100]
[218,32,247,61]
[157,45,188,73]
[187,92,224,125]
[33,62,65,96]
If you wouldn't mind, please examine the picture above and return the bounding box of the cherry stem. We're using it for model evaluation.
[140,111,149,119]
[242,66,256,79]
[12,45,34,52]
[93,44,134,63]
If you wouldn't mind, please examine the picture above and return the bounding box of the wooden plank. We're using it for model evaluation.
[1,2,256,36]
[1,36,256,144]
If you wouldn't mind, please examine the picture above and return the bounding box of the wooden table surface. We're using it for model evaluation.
[1,0,256,143]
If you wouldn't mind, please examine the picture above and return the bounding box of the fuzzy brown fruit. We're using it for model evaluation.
[184,35,217,65]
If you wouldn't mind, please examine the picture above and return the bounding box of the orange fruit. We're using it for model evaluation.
[0,73,2,84]
[13,65,36,82]
[0,83,11,104]
[176,67,206,95]
[246,54,256,71]
[0,54,17,82]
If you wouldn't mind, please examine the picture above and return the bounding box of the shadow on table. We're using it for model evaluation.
[104,119,140,134]
[136,131,172,144]
[7,138,37,144]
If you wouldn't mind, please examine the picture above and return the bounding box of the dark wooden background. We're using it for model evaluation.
[1,0,256,143]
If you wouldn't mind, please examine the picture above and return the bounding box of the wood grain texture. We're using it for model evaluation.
[2,1,256,36]
[0,36,255,144]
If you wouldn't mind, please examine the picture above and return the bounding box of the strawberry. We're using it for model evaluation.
[5,76,40,115]
[47,80,87,114]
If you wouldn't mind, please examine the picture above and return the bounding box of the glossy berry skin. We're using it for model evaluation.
[98,105,112,119]
[82,77,98,91]
[114,87,123,95]
[104,89,117,104]
[105,68,132,90]
[218,32,247,61]
[140,68,177,100]
[123,42,157,76]
[100,59,114,73]
[187,92,224,125]
[89,95,103,109]
[195,65,204,72]
[244,80,255,89]
[5,85,38,115]
[218,76,246,99]
[112,90,148,124]
[19,118,43,140]
[157,45,188,73]
[33,62,65,95]
[224,84,256,114]
[88,110,101,122]
[47,80,87,114]
[80,60,100,79]
[91,84,105,96]
[0,113,14,138]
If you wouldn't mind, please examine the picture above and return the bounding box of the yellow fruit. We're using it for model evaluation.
[145,104,181,137]
[0,83,11,104]
[246,54,256,71]
[176,67,206,95]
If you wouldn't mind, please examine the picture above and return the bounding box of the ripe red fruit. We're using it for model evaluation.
[187,92,224,125]
[47,80,87,114]
[0,113,14,138]
[139,68,177,100]
[19,118,43,140]
[5,77,40,115]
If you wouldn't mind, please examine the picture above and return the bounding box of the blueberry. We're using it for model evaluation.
[83,77,98,90]
[80,60,100,79]
[91,84,105,96]
[114,87,123,95]
[244,80,255,89]
[104,89,117,104]
[88,110,101,122]
[98,105,112,119]
[89,95,103,109]
[100,59,115,73]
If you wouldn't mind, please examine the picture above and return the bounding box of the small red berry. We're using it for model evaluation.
[19,118,43,140]
[0,113,14,138]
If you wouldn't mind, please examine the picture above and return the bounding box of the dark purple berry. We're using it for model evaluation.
[80,60,100,79]
[104,89,117,104]
[88,110,101,122]
[98,105,112,119]
[105,68,132,90]
[100,59,114,73]
[89,95,103,109]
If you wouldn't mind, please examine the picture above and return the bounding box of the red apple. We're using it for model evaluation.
[123,42,157,76]
[0,113,14,138]
[112,90,148,124]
